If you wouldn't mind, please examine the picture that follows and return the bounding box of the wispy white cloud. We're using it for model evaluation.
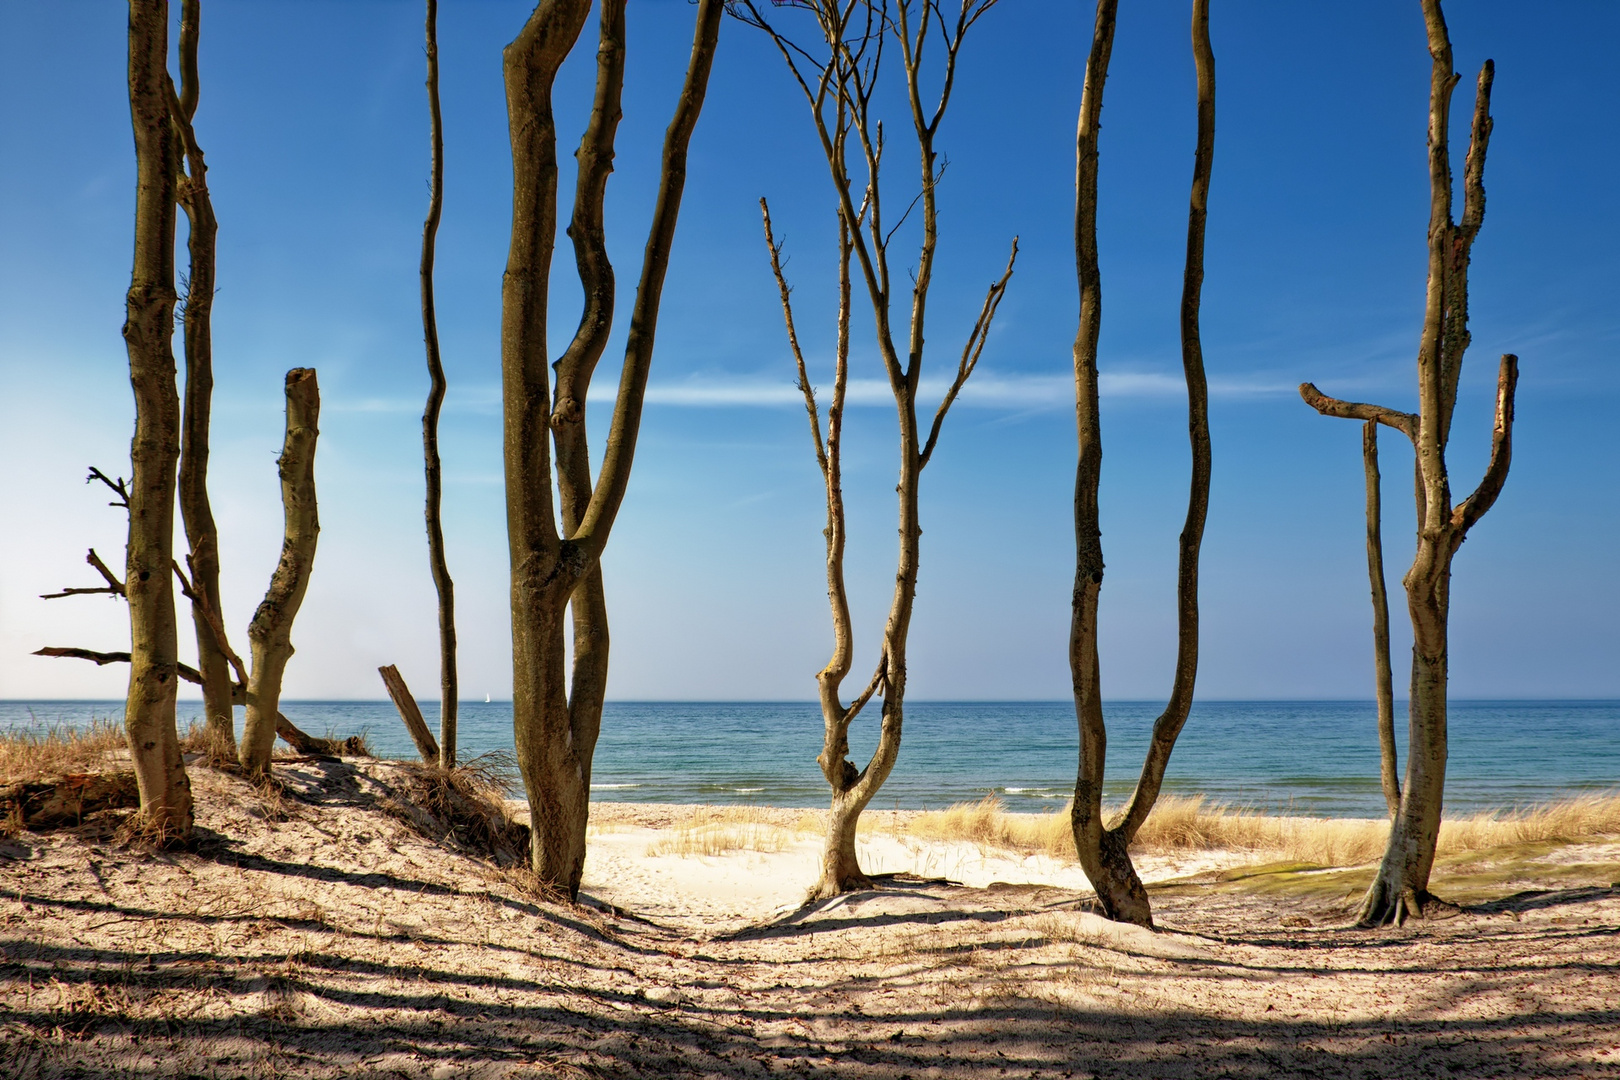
[596,369,1294,408]
[322,369,1293,415]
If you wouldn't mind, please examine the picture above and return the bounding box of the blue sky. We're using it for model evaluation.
[1,1,1615,702]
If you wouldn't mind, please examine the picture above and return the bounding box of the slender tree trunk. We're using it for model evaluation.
[501,0,593,890]
[240,369,321,776]
[502,0,722,897]
[1301,2,1516,925]
[169,0,233,757]
[1068,0,1213,928]
[1363,421,1400,818]
[122,0,192,840]
[420,0,458,766]
[748,1,1014,900]
[549,0,626,835]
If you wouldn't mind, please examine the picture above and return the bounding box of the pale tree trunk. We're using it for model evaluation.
[1069,0,1214,929]
[745,0,1014,900]
[240,369,321,776]
[122,0,192,841]
[1299,0,1517,926]
[420,0,458,767]
[1363,421,1400,818]
[169,0,234,757]
[502,0,722,898]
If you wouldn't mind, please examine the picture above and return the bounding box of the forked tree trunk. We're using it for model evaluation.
[420,0,459,767]
[170,0,234,757]
[747,0,1014,901]
[501,0,721,897]
[240,369,321,776]
[122,0,192,839]
[1068,0,1214,929]
[1362,421,1400,818]
[1299,0,1517,926]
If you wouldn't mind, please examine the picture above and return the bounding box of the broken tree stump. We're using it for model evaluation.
[378,664,439,765]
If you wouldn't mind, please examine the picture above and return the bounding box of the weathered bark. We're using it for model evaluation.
[745,0,1013,900]
[420,0,458,768]
[501,0,722,897]
[239,369,321,776]
[122,0,192,841]
[1069,0,1214,928]
[379,663,440,765]
[168,0,234,758]
[1299,0,1517,926]
[1363,421,1400,818]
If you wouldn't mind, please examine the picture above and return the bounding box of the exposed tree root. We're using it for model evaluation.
[1357,879,1465,927]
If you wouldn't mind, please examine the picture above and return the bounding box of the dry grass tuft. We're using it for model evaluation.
[178,721,238,770]
[0,716,126,783]
[890,792,1620,869]
[245,776,299,822]
[645,805,819,858]
[646,822,795,858]
[383,752,531,866]
[893,796,1074,857]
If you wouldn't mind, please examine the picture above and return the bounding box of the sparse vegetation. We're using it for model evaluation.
[893,793,1620,869]
[379,752,530,866]
[0,716,126,783]
[641,805,821,858]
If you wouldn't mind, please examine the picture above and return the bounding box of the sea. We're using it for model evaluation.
[2,699,1615,819]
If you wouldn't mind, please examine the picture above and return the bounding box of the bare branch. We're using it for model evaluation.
[1297,384,1418,441]
[33,645,205,687]
[761,197,829,477]
[172,558,249,689]
[86,467,131,510]
[1459,60,1494,243]
[1451,353,1518,534]
[572,0,726,555]
[35,646,133,668]
[841,654,888,728]
[918,235,1017,470]
[40,549,126,600]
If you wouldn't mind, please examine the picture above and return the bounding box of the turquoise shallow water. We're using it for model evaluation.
[3,699,1615,817]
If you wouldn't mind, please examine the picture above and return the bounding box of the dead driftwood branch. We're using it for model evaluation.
[1,772,141,833]
[379,664,440,765]
[31,648,356,759]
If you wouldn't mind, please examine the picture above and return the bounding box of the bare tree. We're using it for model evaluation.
[1069,0,1214,928]
[122,0,192,840]
[1299,0,1517,926]
[238,369,322,776]
[501,0,723,897]
[420,0,459,767]
[38,475,340,769]
[742,0,1015,899]
[167,0,234,759]
[1362,422,1401,818]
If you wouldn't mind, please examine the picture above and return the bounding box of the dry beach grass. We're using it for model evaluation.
[894,792,1620,867]
[2,733,1619,1078]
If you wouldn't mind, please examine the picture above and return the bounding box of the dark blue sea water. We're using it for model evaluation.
[3,699,1615,817]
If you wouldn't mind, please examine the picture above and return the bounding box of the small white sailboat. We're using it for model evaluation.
[484,693,491,703]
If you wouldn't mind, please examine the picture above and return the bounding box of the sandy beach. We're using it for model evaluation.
[3,755,1619,1079]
